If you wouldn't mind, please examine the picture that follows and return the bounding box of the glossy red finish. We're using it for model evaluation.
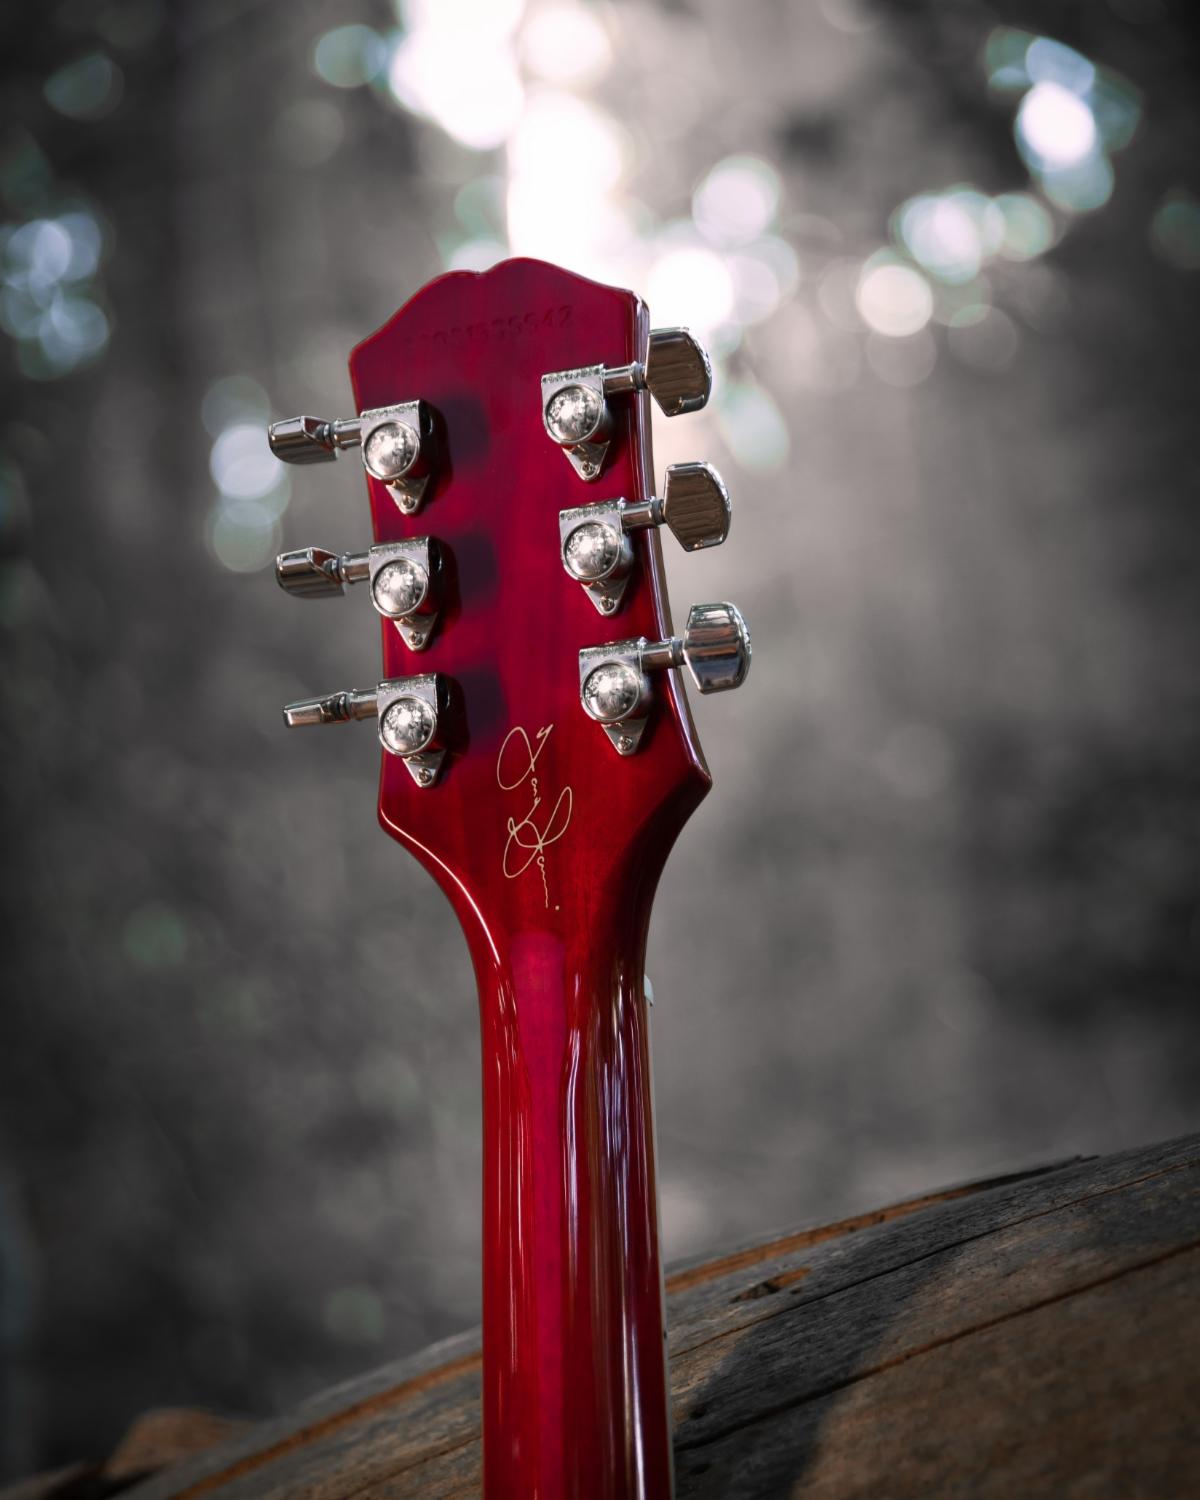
[348,259,710,1499]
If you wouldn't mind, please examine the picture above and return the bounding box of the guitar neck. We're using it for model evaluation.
[476,909,673,1499]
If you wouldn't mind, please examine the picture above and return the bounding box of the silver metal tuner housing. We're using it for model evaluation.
[541,328,712,483]
[275,538,441,652]
[281,673,449,787]
[267,400,435,515]
[558,462,731,616]
[578,600,751,754]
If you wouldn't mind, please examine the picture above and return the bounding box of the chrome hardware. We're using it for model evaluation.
[578,601,751,754]
[265,414,362,465]
[541,328,712,482]
[282,674,448,786]
[275,538,440,652]
[268,400,434,515]
[282,686,378,727]
[559,462,731,615]
[275,545,368,599]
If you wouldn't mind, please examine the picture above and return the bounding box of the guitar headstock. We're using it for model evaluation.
[269,258,750,946]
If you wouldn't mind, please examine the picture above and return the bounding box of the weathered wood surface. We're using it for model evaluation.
[9,1133,1199,1498]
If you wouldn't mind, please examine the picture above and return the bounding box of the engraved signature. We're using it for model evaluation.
[496,725,574,909]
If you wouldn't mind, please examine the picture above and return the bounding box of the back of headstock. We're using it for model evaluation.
[271,258,748,951]
[267,257,751,1500]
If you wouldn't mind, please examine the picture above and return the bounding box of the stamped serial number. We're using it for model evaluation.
[398,305,573,353]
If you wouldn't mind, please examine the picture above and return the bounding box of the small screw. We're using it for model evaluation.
[417,767,433,785]
[410,632,425,646]
[618,735,633,753]
[601,596,614,612]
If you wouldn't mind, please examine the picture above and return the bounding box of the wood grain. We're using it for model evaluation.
[8,1133,1198,1499]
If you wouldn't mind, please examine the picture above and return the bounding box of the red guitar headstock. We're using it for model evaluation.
[268,257,751,1498]
[270,258,749,944]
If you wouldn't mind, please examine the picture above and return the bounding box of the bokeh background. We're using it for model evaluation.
[2,0,1198,1475]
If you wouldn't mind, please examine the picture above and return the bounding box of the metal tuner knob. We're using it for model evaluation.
[275,539,440,651]
[268,400,434,515]
[541,328,712,482]
[282,674,448,787]
[559,462,732,615]
[578,601,751,754]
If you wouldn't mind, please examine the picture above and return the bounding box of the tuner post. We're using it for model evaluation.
[578,601,751,755]
[559,461,732,616]
[541,328,712,483]
[282,673,450,787]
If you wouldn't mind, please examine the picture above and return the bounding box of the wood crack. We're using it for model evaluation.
[676,1154,1199,1357]
[675,1238,1200,1453]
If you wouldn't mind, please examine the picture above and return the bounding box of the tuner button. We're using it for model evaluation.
[661,462,731,551]
[643,329,712,417]
[282,686,378,728]
[275,546,349,598]
[267,415,339,465]
[679,601,752,694]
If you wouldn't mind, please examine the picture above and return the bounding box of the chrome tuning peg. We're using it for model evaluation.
[268,400,435,515]
[541,328,712,482]
[282,674,448,787]
[559,461,731,615]
[275,538,441,652]
[578,601,751,755]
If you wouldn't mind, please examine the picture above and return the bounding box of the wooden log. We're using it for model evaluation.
[8,1133,1199,1498]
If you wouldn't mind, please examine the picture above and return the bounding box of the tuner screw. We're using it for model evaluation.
[559,462,731,616]
[541,328,711,483]
[268,399,435,515]
[275,538,441,653]
[577,600,751,754]
[282,673,449,787]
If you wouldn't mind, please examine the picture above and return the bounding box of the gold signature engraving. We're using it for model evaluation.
[496,725,574,909]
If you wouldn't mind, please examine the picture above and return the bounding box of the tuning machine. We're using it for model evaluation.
[275,538,441,652]
[268,400,435,515]
[559,462,731,616]
[579,601,751,754]
[542,328,711,482]
[282,673,449,787]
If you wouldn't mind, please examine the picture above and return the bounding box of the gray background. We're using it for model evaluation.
[1,0,1198,1474]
